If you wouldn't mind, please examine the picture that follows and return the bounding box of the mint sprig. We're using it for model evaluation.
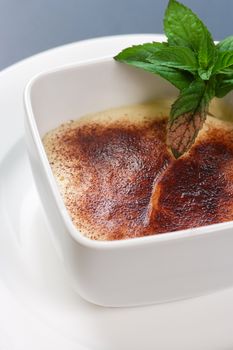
[114,0,233,158]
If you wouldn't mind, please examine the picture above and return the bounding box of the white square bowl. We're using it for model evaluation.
[24,55,233,307]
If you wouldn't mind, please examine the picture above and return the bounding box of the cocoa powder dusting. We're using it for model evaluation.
[43,105,233,241]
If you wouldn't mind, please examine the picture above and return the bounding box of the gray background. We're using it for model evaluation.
[0,0,232,70]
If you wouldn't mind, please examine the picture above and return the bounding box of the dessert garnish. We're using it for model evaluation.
[115,0,233,157]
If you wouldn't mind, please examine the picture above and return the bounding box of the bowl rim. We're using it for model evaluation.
[24,53,233,250]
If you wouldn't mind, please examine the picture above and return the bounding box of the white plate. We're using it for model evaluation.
[1,34,233,350]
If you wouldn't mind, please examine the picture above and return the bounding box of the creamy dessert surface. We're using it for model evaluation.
[43,100,233,240]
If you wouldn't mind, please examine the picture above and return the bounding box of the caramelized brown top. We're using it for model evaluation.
[148,130,233,234]
[43,106,233,240]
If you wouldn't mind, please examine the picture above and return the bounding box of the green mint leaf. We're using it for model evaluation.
[167,78,216,157]
[114,42,166,62]
[218,66,233,75]
[198,67,213,80]
[170,79,205,119]
[213,51,233,73]
[202,76,217,106]
[114,44,197,74]
[214,36,233,74]
[147,46,198,73]
[198,30,217,80]
[164,0,212,53]
[217,36,233,52]
[114,44,193,90]
[164,0,216,81]
[167,111,206,158]
[215,74,233,98]
[114,0,233,157]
